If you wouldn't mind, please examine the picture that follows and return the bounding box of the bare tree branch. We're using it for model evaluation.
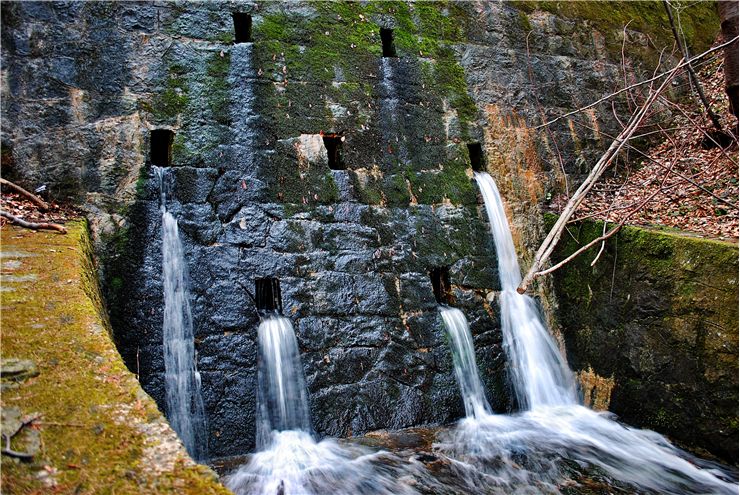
[0,178,48,211]
[535,158,676,279]
[517,61,684,294]
[0,211,67,233]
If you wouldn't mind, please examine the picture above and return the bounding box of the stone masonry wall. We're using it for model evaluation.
[1,1,718,458]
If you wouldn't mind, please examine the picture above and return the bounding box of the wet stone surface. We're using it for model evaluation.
[2,1,718,460]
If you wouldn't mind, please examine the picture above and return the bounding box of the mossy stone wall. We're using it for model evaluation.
[549,216,738,463]
[1,0,722,460]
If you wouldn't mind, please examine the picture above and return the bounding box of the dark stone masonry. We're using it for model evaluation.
[1,1,722,459]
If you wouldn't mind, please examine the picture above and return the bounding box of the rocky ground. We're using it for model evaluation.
[549,47,739,241]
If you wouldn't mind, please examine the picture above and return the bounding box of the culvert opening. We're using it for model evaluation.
[256,277,282,313]
[151,129,174,167]
[468,142,484,172]
[430,266,452,305]
[233,13,253,43]
[322,134,345,170]
[380,28,397,58]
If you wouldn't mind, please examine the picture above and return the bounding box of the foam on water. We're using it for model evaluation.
[430,172,738,494]
[227,315,424,495]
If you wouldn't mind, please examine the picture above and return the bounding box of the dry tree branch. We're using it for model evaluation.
[535,157,677,279]
[663,0,725,133]
[517,61,684,294]
[0,178,48,210]
[0,211,67,233]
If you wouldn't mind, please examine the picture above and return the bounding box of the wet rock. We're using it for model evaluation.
[1,407,41,461]
[4,1,703,460]
[1,358,39,390]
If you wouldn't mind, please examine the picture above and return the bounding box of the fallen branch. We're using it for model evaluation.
[535,158,677,279]
[517,61,683,294]
[1,413,42,461]
[0,211,67,234]
[2,435,34,460]
[663,0,724,133]
[0,178,48,211]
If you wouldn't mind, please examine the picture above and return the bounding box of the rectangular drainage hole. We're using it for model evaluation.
[430,266,452,305]
[380,28,397,58]
[467,143,484,172]
[151,129,174,167]
[255,277,282,313]
[233,13,253,43]
[322,134,345,170]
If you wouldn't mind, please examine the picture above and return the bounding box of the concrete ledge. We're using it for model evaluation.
[1,221,230,494]
[548,215,739,464]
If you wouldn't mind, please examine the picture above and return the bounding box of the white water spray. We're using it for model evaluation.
[443,171,738,494]
[155,166,207,461]
[227,315,422,495]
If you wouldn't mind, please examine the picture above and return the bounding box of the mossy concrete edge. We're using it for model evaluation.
[0,220,231,494]
[546,214,739,464]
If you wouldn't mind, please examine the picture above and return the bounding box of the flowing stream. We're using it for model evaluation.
[434,171,737,494]
[155,166,207,461]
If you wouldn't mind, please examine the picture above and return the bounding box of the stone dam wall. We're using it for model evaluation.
[1,1,722,459]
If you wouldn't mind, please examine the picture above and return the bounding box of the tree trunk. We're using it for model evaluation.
[718,0,739,117]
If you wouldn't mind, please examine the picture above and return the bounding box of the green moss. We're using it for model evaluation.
[550,216,738,460]
[206,52,231,125]
[254,1,478,142]
[171,133,189,164]
[512,1,719,63]
[518,10,533,32]
[150,61,190,121]
[0,222,228,494]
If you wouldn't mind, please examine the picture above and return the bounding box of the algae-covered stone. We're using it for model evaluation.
[550,216,739,464]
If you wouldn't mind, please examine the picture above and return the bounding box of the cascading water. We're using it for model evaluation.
[254,315,312,448]
[155,166,207,461]
[227,315,423,495]
[437,171,737,494]
[475,172,577,408]
[439,306,491,419]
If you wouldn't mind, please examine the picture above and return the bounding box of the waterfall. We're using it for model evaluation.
[474,171,577,409]
[155,166,207,461]
[255,315,312,448]
[439,307,491,419]
[450,171,738,494]
[227,314,421,495]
